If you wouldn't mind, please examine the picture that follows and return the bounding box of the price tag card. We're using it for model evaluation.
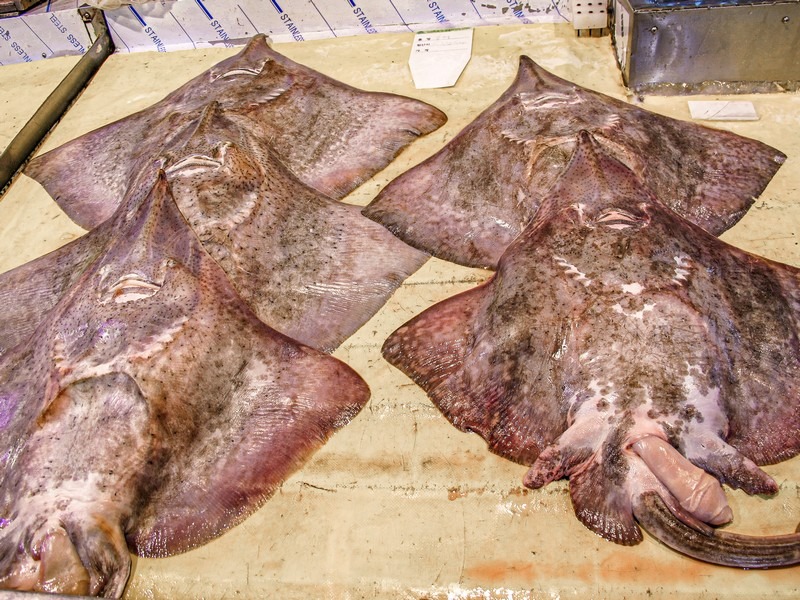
[409,28,473,89]
[688,101,759,121]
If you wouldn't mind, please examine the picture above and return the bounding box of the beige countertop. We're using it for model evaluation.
[0,23,798,599]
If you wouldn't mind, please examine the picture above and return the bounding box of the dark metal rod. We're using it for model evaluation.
[0,8,114,194]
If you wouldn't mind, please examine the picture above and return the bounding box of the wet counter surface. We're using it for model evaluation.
[0,23,799,599]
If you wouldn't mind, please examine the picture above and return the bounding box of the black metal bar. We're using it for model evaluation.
[0,8,114,195]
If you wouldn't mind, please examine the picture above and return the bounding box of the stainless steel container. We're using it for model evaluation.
[613,0,800,94]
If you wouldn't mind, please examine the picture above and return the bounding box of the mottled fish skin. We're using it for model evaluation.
[25,34,446,230]
[0,173,370,596]
[363,56,786,269]
[227,39,447,201]
[0,102,428,356]
[0,158,188,358]
[382,131,800,567]
[0,227,110,359]
[162,101,429,351]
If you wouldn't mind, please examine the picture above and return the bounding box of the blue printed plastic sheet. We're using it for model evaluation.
[0,1,91,65]
[0,0,572,64]
[105,0,571,52]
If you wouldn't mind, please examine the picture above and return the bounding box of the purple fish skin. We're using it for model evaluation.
[25,34,446,230]
[383,131,800,568]
[0,101,428,358]
[0,226,110,359]
[0,173,370,597]
[363,56,786,269]
[162,102,429,352]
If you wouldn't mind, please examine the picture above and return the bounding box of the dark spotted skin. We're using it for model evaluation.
[163,104,428,352]
[0,103,427,357]
[0,174,369,596]
[383,132,800,566]
[25,34,446,230]
[364,56,786,269]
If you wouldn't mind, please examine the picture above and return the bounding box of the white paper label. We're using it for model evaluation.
[688,101,759,121]
[408,28,472,89]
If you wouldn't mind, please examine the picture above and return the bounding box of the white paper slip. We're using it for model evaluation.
[688,101,759,121]
[409,28,473,89]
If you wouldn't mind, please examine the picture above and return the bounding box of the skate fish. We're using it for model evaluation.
[0,172,370,597]
[363,56,786,269]
[382,131,800,568]
[0,102,428,356]
[25,34,446,230]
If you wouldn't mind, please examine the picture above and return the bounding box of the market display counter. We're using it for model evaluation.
[0,23,798,599]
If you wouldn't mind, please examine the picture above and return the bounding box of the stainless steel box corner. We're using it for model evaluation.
[612,0,800,94]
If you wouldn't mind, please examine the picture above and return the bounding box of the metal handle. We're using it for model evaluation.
[0,7,114,196]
